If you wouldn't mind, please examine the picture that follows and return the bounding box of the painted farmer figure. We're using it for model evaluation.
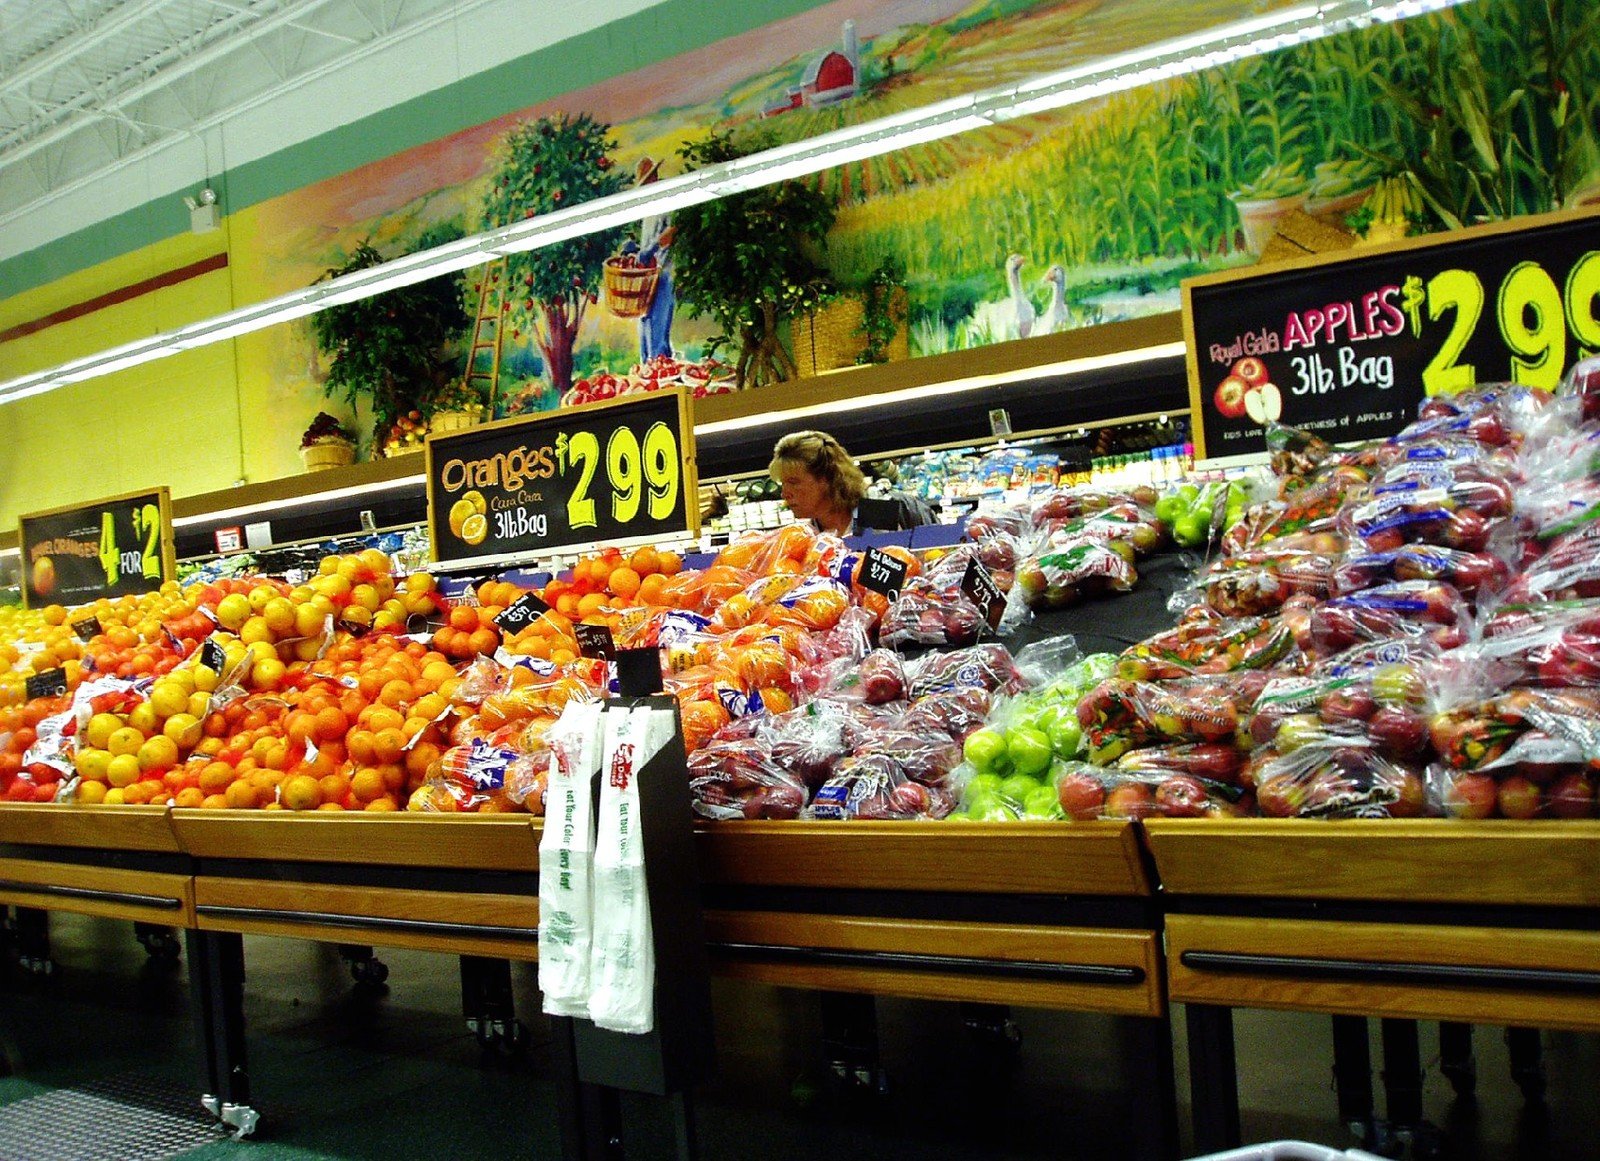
[636,156,676,362]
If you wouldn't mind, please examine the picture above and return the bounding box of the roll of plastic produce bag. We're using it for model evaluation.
[587,702,670,1034]
[539,701,604,1017]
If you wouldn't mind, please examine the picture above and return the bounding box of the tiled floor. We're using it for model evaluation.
[2,911,1597,1159]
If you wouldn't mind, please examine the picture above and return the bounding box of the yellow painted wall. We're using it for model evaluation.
[0,229,245,528]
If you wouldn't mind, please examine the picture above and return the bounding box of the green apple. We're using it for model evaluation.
[1005,726,1053,776]
[963,728,1010,773]
[966,772,1004,802]
[1046,714,1082,758]
[999,772,1043,804]
[977,801,1019,822]
[1023,785,1064,819]
[1174,512,1211,547]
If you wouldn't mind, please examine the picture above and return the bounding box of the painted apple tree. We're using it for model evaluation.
[480,113,627,396]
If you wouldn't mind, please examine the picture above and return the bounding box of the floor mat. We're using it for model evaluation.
[0,1071,227,1161]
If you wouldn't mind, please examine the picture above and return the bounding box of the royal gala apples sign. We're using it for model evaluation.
[1183,205,1600,459]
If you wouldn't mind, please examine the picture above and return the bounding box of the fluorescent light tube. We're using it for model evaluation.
[1,0,1465,403]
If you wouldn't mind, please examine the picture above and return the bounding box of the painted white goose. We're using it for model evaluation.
[1040,264,1069,335]
[968,253,1036,343]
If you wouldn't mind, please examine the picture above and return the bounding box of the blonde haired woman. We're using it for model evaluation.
[769,431,931,536]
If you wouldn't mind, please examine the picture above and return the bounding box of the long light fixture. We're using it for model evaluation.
[0,0,1465,407]
[695,341,1188,435]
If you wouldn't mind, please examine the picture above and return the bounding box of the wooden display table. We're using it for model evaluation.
[695,818,1178,1159]
[696,819,1161,1014]
[173,812,540,959]
[1144,819,1600,1152]
[0,802,191,927]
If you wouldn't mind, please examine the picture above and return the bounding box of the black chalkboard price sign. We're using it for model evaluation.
[426,388,698,566]
[1183,205,1600,459]
[18,487,174,609]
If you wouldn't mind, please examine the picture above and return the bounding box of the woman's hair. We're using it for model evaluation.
[770,430,867,512]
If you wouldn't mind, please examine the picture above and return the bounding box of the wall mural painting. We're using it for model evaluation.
[237,0,1600,458]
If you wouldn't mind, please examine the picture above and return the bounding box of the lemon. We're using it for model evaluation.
[460,512,489,546]
[448,499,476,538]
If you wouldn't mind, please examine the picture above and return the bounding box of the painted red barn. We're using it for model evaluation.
[764,21,860,116]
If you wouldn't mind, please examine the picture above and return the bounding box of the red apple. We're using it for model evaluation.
[1548,772,1595,819]
[1213,376,1250,420]
[1056,770,1107,821]
[1234,357,1269,387]
[1443,772,1497,819]
[1496,775,1542,820]
[1103,781,1155,820]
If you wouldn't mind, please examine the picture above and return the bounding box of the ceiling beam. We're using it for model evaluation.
[0,0,343,159]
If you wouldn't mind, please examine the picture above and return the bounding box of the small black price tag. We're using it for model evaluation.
[25,667,68,701]
[494,591,550,634]
[71,615,102,643]
[859,547,909,599]
[200,638,227,674]
[574,621,616,660]
[961,558,1007,633]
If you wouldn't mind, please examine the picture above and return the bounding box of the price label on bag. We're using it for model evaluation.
[427,388,698,565]
[18,487,174,610]
[494,591,551,634]
[1184,205,1600,458]
[574,621,616,660]
[960,558,1006,632]
[25,668,68,700]
[858,547,908,599]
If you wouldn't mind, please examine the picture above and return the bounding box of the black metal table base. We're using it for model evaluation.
[185,928,257,1137]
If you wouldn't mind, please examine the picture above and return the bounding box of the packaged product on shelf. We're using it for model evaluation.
[1014,538,1138,611]
[1331,544,1511,605]
[1307,580,1469,657]
[1253,665,1428,754]
[688,734,809,820]
[1074,672,1262,764]
[907,642,1026,701]
[1120,606,1301,682]
[1052,759,1249,821]
[806,751,959,821]
[1195,548,1337,617]
[1220,475,1350,556]
[1341,461,1517,555]
[1243,728,1428,819]
[1473,599,1600,687]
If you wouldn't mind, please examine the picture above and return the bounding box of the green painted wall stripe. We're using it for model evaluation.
[1,0,827,299]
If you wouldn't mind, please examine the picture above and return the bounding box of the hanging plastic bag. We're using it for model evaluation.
[588,703,671,1035]
[539,701,604,1018]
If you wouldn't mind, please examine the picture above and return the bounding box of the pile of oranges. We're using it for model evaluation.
[0,522,932,812]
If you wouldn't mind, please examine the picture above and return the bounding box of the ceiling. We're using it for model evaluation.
[0,0,506,232]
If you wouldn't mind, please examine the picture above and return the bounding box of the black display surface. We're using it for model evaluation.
[1184,206,1600,458]
[18,487,174,609]
[427,389,698,566]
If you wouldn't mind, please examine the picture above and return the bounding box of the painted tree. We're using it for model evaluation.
[310,238,470,440]
[481,113,627,396]
[671,130,837,389]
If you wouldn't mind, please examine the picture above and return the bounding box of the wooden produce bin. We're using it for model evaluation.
[1145,818,1600,1153]
[695,820,1163,1016]
[0,803,193,926]
[173,812,541,960]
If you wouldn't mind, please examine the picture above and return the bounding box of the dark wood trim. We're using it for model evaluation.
[0,251,229,344]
